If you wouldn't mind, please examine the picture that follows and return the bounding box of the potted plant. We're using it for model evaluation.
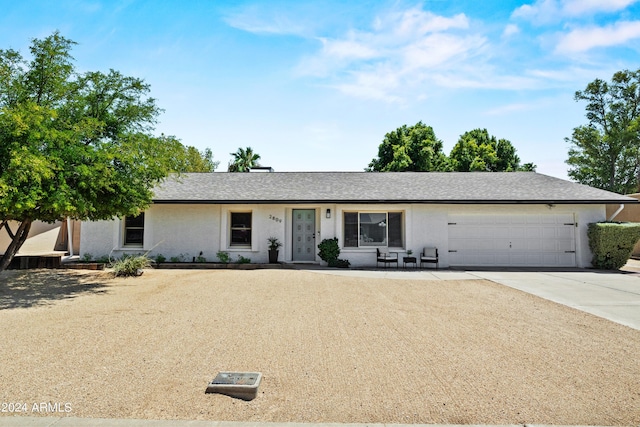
[267,237,282,263]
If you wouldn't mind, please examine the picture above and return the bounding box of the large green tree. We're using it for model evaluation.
[0,32,184,271]
[176,145,219,173]
[366,121,449,171]
[228,146,261,172]
[566,69,640,194]
[449,128,533,172]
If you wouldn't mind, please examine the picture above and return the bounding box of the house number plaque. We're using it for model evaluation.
[268,215,282,223]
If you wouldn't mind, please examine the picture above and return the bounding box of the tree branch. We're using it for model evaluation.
[1,220,16,240]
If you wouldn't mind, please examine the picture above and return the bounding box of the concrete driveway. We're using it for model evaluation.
[307,262,640,331]
[469,269,640,331]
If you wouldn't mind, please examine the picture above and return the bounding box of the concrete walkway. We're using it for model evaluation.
[306,265,640,331]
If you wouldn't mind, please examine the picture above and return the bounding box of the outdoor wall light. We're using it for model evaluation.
[326,208,331,219]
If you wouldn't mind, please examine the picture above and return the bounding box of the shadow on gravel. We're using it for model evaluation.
[0,269,110,310]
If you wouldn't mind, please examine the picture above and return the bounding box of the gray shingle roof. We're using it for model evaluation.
[152,172,637,204]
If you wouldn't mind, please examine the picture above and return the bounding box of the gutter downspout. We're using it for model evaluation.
[608,204,624,221]
[66,217,74,256]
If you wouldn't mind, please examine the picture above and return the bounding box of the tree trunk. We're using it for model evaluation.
[0,219,33,272]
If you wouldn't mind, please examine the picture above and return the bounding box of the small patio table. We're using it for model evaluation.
[403,256,417,269]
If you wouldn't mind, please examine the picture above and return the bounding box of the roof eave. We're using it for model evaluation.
[152,199,638,205]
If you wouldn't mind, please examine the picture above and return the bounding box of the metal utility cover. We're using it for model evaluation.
[206,372,262,401]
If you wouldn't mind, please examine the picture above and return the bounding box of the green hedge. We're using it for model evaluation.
[588,222,640,269]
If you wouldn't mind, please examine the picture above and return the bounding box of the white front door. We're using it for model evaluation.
[292,209,316,261]
[448,214,577,267]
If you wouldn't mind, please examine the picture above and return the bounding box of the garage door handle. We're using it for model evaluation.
[448,250,457,253]
[565,250,575,253]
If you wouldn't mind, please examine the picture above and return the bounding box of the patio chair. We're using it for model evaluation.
[376,248,398,268]
[420,247,439,269]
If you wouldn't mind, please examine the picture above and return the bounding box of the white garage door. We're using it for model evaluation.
[448,214,576,267]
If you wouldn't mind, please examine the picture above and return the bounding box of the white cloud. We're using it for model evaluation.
[556,20,640,53]
[223,4,312,36]
[319,35,379,60]
[502,24,520,38]
[332,67,404,103]
[484,102,535,116]
[512,0,639,23]
[295,6,492,102]
[563,0,638,15]
[512,0,561,24]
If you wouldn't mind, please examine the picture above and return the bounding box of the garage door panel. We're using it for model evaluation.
[510,228,526,238]
[557,227,574,238]
[559,253,576,265]
[494,228,510,238]
[558,240,575,252]
[448,214,576,267]
[542,227,561,238]
[510,239,528,250]
[525,216,542,224]
[524,228,541,238]
[526,240,543,251]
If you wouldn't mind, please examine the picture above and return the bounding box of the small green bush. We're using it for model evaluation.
[154,254,166,264]
[317,238,349,267]
[236,255,251,264]
[328,258,350,268]
[216,251,230,264]
[195,251,206,263]
[588,222,640,269]
[169,253,187,263]
[318,238,340,264]
[81,253,93,263]
[112,255,152,277]
[96,255,110,264]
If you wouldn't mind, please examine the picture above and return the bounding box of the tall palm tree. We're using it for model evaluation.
[228,146,261,172]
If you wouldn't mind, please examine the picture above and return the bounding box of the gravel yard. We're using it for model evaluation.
[0,268,638,425]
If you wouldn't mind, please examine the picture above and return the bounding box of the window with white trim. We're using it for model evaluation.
[343,211,403,248]
[123,213,144,247]
[230,212,252,247]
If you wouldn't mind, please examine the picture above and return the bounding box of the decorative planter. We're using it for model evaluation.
[268,249,279,264]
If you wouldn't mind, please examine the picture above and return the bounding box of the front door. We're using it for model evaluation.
[292,209,316,261]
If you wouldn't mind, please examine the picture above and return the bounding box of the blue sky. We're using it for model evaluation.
[1,0,639,178]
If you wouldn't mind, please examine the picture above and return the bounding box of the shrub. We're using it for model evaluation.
[195,251,206,263]
[154,254,166,264]
[112,254,152,277]
[236,255,251,264]
[328,258,350,268]
[81,253,93,263]
[317,238,349,267]
[318,238,340,264]
[169,253,187,263]
[216,251,230,264]
[96,255,110,264]
[588,222,640,269]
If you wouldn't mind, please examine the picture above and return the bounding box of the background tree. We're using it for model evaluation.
[566,69,640,194]
[449,128,531,172]
[175,144,219,172]
[0,32,184,271]
[366,121,449,171]
[228,146,261,172]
